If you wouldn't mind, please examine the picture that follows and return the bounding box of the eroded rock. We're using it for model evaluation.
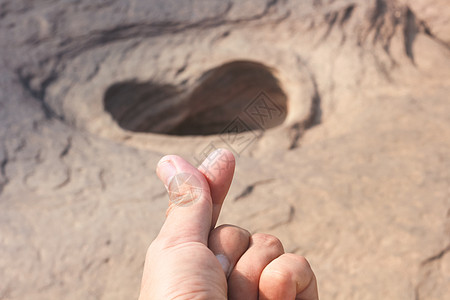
[0,0,449,299]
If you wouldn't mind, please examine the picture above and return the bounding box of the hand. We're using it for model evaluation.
[139,149,318,299]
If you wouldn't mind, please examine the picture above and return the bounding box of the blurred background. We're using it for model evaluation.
[0,0,449,299]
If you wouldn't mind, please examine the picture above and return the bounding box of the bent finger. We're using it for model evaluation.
[228,233,285,300]
[208,224,251,278]
[198,149,235,229]
[259,253,319,300]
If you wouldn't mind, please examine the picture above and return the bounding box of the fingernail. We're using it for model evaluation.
[157,159,177,186]
[215,254,231,277]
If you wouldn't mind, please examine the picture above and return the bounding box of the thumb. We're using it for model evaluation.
[156,153,213,246]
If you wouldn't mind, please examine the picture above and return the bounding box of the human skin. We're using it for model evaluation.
[139,149,319,300]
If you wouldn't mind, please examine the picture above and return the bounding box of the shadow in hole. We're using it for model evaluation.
[104,80,181,133]
[103,60,288,136]
[169,61,288,135]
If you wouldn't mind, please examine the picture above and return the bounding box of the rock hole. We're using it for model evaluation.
[103,60,288,135]
[104,81,180,133]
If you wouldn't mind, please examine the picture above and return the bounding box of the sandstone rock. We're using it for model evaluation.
[0,0,449,299]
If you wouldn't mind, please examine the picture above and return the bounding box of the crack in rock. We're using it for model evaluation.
[420,20,450,51]
[59,137,72,158]
[263,204,295,231]
[288,56,322,150]
[16,68,62,121]
[422,244,450,265]
[234,179,275,201]
[357,0,429,64]
[98,169,106,191]
[0,153,9,195]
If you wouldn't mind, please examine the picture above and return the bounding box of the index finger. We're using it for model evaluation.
[198,148,235,229]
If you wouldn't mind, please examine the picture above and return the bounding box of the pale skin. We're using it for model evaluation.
[139,149,319,300]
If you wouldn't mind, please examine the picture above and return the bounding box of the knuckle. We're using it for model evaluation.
[252,233,283,250]
[209,224,250,243]
[214,224,235,233]
[265,266,293,286]
[284,253,314,281]
[262,254,315,289]
[287,253,311,269]
[222,224,250,237]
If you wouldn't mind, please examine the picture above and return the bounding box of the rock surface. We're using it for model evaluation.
[1,0,449,299]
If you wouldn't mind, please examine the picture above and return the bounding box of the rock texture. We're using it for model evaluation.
[1,0,449,299]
